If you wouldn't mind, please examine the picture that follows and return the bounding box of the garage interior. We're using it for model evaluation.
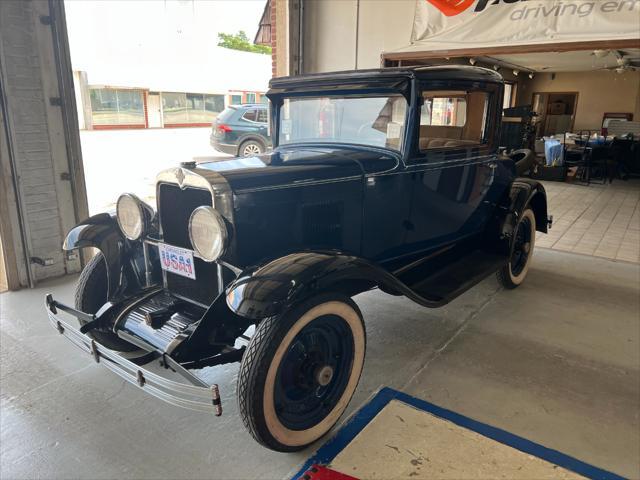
[1,1,639,479]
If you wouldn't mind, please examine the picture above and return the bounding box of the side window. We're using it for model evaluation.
[243,109,258,122]
[419,90,489,153]
[257,109,268,123]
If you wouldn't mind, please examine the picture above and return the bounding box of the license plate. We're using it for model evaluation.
[158,243,196,280]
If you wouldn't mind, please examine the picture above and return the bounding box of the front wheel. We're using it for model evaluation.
[75,253,138,352]
[237,294,366,452]
[497,207,536,289]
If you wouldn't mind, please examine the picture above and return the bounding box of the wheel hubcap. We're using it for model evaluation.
[243,144,261,156]
[315,365,334,387]
[274,314,354,431]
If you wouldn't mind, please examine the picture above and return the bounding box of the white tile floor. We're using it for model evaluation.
[539,180,640,263]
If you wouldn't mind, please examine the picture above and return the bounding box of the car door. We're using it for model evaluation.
[404,81,500,259]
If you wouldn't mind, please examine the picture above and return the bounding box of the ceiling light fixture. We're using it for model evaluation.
[469,58,476,65]
[493,65,500,72]
[529,73,535,79]
[513,69,520,76]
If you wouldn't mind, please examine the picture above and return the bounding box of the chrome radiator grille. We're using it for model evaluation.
[158,183,218,306]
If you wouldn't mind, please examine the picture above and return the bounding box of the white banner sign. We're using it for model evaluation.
[410,0,640,51]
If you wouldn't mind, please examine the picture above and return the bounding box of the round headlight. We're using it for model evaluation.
[116,194,145,240]
[188,206,228,262]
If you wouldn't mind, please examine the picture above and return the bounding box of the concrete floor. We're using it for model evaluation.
[1,248,639,479]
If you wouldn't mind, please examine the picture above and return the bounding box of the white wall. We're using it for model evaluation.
[517,70,640,132]
[302,0,415,73]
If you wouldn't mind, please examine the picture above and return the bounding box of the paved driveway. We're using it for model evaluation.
[80,128,229,214]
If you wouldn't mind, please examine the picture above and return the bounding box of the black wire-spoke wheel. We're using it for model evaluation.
[237,294,366,452]
[497,207,537,289]
[274,315,354,430]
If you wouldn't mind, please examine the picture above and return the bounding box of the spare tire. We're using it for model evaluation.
[511,149,535,176]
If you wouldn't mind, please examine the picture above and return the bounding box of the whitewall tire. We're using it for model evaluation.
[497,207,536,289]
[237,294,365,451]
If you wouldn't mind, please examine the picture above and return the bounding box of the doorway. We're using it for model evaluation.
[147,93,163,128]
[532,92,578,137]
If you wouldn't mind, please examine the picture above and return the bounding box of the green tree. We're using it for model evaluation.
[217,31,271,55]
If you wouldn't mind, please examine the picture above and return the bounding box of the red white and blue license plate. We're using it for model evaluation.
[158,243,196,280]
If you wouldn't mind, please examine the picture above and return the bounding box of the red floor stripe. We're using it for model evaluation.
[296,464,359,480]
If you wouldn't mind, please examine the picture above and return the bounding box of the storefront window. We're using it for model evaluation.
[90,88,144,126]
[246,93,256,103]
[421,97,467,127]
[230,94,242,105]
[162,92,225,125]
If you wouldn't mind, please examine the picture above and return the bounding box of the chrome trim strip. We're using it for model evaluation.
[366,156,496,178]
[45,300,222,416]
[234,175,361,194]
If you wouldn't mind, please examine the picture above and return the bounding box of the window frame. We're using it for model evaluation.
[408,81,500,165]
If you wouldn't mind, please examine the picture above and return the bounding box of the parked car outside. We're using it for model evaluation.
[46,66,550,452]
[210,103,271,157]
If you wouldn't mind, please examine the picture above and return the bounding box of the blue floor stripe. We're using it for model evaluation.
[292,387,625,480]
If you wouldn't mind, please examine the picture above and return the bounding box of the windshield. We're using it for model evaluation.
[278,95,407,151]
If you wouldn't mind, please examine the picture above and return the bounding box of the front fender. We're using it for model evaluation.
[63,213,129,298]
[225,252,443,321]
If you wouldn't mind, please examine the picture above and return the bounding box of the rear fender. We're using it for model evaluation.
[500,179,548,242]
[225,252,444,321]
[63,213,146,299]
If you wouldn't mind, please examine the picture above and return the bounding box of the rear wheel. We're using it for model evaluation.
[75,253,138,352]
[497,208,536,289]
[239,140,264,157]
[237,294,366,451]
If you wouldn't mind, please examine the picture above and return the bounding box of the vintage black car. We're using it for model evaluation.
[45,66,550,452]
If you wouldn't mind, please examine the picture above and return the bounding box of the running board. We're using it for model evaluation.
[408,250,506,304]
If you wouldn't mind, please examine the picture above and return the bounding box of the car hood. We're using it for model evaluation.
[196,145,398,193]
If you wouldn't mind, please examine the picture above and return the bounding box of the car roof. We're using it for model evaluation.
[269,65,503,92]
[232,103,267,109]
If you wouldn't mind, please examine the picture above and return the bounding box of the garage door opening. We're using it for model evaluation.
[63,0,272,214]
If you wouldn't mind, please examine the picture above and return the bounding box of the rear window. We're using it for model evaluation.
[216,107,237,123]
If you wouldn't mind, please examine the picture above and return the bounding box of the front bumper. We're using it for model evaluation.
[45,294,222,416]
